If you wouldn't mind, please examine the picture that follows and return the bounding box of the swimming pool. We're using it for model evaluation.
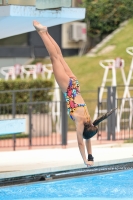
[0,168,133,200]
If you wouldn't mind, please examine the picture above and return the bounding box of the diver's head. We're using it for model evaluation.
[83,121,98,139]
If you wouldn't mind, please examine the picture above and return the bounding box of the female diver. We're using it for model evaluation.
[33,21,115,167]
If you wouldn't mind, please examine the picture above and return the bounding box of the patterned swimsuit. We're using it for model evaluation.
[64,78,86,120]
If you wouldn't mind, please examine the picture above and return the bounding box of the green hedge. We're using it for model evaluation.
[0,133,28,140]
[0,79,53,104]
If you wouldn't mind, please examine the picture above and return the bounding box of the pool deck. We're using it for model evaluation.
[0,136,133,180]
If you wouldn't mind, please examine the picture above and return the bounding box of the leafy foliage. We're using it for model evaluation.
[0,79,53,104]
[82,0,133,38]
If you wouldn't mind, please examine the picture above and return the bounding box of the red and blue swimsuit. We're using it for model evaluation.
[64,78,86,120]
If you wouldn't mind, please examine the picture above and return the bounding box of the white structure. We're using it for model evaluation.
[21,63,45,79]
[119,47,133,129]
[24,63,44,79]
[0,64,24,80]
[52,80,61,133]
[94,58,127,132]
[98,58,126,102]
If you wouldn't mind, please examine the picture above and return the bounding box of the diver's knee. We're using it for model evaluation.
[50,54,59,63]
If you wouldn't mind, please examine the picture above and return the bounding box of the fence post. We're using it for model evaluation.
[107,87,116,140]
[97,87,101,139]
[12,92,16,151]
[98,87,100,117]
[61,92,67,146]
[29,91,32,148]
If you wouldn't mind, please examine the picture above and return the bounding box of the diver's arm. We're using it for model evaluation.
[76,131,87,164]
[85,139,92,155]
[85,139,94,166]
[76,130,93,166]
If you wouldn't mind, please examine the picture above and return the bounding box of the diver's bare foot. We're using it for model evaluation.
[33,20,47,33]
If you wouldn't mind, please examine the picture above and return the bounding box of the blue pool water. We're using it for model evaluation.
[0,169,133,200]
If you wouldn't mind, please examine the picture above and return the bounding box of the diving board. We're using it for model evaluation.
[0,5,86,39]
[0,118,25,135]
[0,118,25,150]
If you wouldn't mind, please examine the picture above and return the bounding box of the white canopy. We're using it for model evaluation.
[0,5,86,39]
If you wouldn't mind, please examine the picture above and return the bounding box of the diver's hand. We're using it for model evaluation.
[84,160,94,167]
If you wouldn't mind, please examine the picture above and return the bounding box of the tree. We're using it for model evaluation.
[81,0,133,38]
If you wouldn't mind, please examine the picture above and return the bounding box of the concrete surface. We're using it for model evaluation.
[0,143,133,179]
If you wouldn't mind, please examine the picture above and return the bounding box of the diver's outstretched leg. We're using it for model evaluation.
[46,32,76,79]
[33,20,69,92]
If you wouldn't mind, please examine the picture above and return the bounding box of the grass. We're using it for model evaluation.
[65,19,133,95]
[124,139,133,143]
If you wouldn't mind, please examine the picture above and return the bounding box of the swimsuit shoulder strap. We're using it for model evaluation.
[84,106,90,122]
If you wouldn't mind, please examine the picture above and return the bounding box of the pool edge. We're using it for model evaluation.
[0,161,133,187]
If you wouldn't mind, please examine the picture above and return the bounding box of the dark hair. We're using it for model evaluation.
[83,121,98,139]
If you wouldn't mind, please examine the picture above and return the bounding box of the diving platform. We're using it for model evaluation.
[0,0,86,39]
